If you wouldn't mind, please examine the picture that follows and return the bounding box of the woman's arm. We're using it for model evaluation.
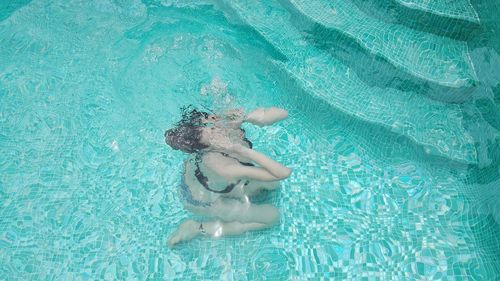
[220,165,287,181]
[203,152,288,182]
[220,107,288,128]
[245,107,288,127]
[207,145,291,182]
[235,146,291,179]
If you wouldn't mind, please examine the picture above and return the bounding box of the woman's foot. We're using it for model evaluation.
[167,220,201,247]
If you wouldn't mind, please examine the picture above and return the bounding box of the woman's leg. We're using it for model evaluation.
[207,198,279,224]
[167,219,269,247]
[167,219,201,247]
[167,199,279,247]
[203,221,267,236]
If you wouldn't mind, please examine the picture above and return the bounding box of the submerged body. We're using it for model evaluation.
[165,107,291,246]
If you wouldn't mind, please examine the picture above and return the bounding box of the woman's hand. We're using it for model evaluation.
[246,107,288,126]
[220,108,246,129]
[223,108,245,121]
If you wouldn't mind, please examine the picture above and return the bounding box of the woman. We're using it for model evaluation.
[165,106,291,246]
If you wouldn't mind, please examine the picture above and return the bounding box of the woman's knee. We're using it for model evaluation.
[207,200,245,221]
[257,205,280,225]
[206,200,280,225]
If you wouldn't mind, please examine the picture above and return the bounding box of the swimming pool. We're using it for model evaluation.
[1,0,499,279]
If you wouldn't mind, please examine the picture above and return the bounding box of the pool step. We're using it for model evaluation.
[288,0,477,89]
[395,0,480,23]
[218,0,477,164]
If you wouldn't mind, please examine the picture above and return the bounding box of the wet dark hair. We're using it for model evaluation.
[164,106,210,153]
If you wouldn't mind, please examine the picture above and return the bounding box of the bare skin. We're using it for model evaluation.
[167,107,291,247]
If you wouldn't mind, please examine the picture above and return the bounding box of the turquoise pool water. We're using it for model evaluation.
[1,0,499,280]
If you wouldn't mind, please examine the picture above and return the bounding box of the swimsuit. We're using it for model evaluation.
[180,176,212,207]
[194,153,253,193]
[181,152,254,207]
